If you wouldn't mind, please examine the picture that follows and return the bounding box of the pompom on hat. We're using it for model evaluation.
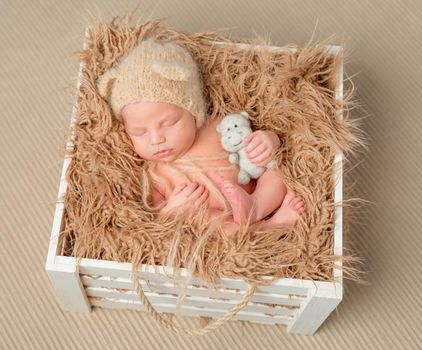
[97,38,207,128]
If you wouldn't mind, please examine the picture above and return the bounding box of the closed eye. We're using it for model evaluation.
[132,130,147,137]
[162,118,180,127]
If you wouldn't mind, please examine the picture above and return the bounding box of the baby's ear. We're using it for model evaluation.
[152,62,191,82]
[97,67,119,100]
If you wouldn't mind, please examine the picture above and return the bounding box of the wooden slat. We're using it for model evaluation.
[45,203,64,268]
[81,275,304,307]
[57,254,343,296]
[89,297,292,325]
[333,46,344,281]
[57,257,313,296]
[85,286,299,317]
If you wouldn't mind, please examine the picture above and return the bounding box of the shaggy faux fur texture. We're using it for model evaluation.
[58,15,365,288]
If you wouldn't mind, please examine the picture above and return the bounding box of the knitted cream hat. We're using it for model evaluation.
[97,38,207,128]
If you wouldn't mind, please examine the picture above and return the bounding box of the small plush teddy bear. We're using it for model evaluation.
[216,111,276,184]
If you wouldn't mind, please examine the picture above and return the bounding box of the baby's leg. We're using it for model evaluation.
[207,193,305,239]
[217,168,287,224]
[252,190,305,230]
[250,169,287,221]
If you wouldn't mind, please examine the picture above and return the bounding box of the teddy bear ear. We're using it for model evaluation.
[216,124,222,133]
[97,67,119,100]
[240,111,250,119]
[152,62,191,81]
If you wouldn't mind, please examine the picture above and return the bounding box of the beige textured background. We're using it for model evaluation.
[1,1,421,349]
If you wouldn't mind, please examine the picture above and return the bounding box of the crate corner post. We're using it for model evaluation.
[45,257,92,313]
[286,281,342,335]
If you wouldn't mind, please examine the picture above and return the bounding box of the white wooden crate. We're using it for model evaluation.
[45,37,344,336]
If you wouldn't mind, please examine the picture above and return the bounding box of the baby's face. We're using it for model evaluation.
[121,101,197,162]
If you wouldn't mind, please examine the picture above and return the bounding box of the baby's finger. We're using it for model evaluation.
[243,133,255,143]
[173,183,188,194]
[249,149,272,165]
[189,184,206,200]
[182,182,200,196]
[244,138,262,152]
[246,144,266,159]
[194,190,209,207]
[252,160,270,168]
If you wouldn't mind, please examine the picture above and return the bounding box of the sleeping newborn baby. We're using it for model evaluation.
[97,38,304,238]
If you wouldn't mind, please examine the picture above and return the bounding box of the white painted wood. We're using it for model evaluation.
[89,297,292,325]
[57,157,72,204]
[73,256,340,295]
[46,202,64,269]
[333,46,344,282]
[85,287,299,316]
[333,152,344,283]
[80,275,304,307]
[45,260,92,313]
[214,41,342,55]
[57,31,86,203]
[45,28,91,314]
[286,284,342,335]
[57,256,311,295]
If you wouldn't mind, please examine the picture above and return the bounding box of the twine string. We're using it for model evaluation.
[130,269,256,336]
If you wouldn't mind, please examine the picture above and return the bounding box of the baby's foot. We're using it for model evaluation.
[216,176,255,224]
[262,190,305,228]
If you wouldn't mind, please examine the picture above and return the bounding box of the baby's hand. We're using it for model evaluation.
[244,130,280,167]
[162,182,209,215]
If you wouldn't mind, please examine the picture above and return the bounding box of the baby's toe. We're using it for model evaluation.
[294,201,304,211]
[291,197,302,207]
[284,190,296,205]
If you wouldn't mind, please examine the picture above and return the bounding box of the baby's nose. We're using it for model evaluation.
[151,134,165,144]
[150,129,166,144]
[151,137,165,145]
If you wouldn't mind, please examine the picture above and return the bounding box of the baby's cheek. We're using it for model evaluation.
[175,126,196,148]
[133,140,149,158]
